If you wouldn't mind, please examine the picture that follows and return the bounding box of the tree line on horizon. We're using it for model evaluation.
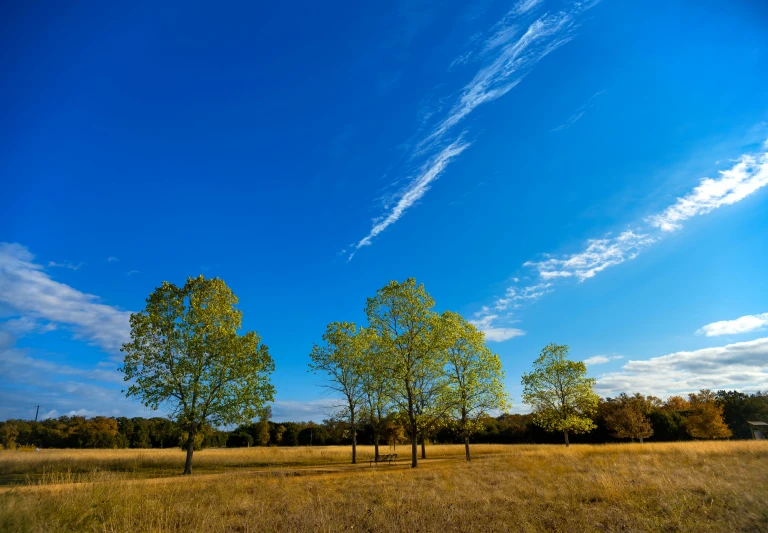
[4,275,757,474]
[1,388,764,451]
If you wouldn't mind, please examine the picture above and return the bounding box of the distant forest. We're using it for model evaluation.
[1,390,766,450]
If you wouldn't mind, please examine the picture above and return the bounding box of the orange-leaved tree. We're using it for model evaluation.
[686,389,732,439]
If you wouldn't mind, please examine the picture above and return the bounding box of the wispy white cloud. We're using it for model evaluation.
[419,12,578,153]
[478,143,768,341]
[697,313,768,337]
[469,313,525,342]
[552,89,606,132]
[350,3,598,257]
[0,243,131,354]
[584,354,623,366]
[0,316,58,337]
[352,139,471,254]
[594,337,768,397]
[48,260,84,271]
[0,331,144,420]
[648,151,768,231]
[493,282,553,311]
[0,338,123,384]
[107,257,118,263]
[524,230,655,281]
[126,270,140,276]
[511,0,545,16]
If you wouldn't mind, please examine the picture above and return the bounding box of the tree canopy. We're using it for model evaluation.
[522,343,599,446]
[308,321,365,463]
[686,390,732,439]
[365,278,444,468]
[442,311,509,460]
[120,275,275,474]
[603,393,654,442]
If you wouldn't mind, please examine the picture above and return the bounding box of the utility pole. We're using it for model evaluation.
[34,405,40,422]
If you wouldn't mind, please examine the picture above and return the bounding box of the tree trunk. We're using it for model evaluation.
[183,431,195,475]
[351,410,357,464]
[639,437,644,444]
[408,392,417,468]
[462,409,470,462]
[563,430,570,447]
[374,431,380,460]
[464,435,471,462]
[420,431,426,459]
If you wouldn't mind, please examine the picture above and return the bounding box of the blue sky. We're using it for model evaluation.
[2,0,768,422]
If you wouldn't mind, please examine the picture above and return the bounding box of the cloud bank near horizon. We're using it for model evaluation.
[594,337,768,397]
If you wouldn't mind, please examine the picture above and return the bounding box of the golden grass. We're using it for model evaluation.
[0,444,512,480]
[1,442,767,532]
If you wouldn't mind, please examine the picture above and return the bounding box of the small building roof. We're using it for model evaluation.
[747,421,768,426]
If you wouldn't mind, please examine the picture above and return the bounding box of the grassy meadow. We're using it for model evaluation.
[1,442,767,532]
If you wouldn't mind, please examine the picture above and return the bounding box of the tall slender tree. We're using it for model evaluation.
[121,276,275,474]
[442,311,509,461]
[308,322,365,463]
[412,324,453,460]
[358,328,391,460]
[365,278,441,468]
[522,343,598,446]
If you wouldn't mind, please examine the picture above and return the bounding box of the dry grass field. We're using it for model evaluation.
[1,442,767,532]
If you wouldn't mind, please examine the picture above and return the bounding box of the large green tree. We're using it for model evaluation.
[442,311,509,461]
[521,343,598,446]
[120,275,275,474]
[308,321,364,463]
[365,278,442,468]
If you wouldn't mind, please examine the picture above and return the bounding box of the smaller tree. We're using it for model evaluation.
[382,415,406,450]
[270,424,286,445]
[442,311,510,461]
[308,322,364,463]
[254,407,271,446]
[664,396,691,411]
[686,390,732,439]
[0,422,19,450]
[522,343,599,446]
[603,394,653,442]
[358,328,391,460]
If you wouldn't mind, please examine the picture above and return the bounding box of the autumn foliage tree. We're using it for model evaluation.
[522,343,599,446]
[121,276,275,474]
[255,407,272,446]
[686,390,733,439]
[0,422,19,450]
[603,393,654,442]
